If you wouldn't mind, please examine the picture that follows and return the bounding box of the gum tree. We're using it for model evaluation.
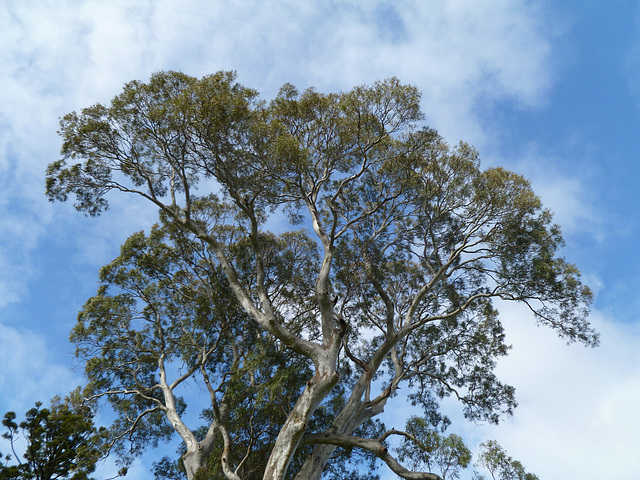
[396,416,472,479]
[46,71,597,480]
[473,441,539,480]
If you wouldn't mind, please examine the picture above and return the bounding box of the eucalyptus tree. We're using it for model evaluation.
[46,71,597,480]
[396,416,472,479]
[473,441,539,480]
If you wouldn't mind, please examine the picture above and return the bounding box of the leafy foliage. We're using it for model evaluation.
[71,217,322,477]
[473,441,539,480]
[396,416,471,479]
[46,71,596,480]
[0,397,108,480]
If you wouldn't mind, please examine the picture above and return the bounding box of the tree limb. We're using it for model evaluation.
[302,432,443,480]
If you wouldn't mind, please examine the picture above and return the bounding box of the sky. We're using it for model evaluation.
[1,1,639,479]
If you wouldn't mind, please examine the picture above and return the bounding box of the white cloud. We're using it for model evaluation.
[378,303,640,480]
[473,304,640,480]
[484,142,605,244]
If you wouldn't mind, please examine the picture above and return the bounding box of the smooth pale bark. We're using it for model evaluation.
[263,323,345,480]
[163,210,338,480]
[293,332,404,480]
[182,449,209,480]
[158,354,218,480]
[292,373,374,480]
[260,175,346,480]
[262,369,340,480]
[181,430,241,480]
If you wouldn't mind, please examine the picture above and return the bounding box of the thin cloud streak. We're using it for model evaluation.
[0,322,80,412]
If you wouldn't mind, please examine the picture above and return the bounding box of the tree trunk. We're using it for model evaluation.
[262,368,340,480]
[293,336,401,480]
[292,408,358,480]
[182,448,208,480]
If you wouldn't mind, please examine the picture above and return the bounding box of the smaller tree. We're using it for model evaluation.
[0,396,108,480]
[473,440,538,480]
[396,416,472,479]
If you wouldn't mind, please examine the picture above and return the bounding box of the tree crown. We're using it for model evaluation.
[46,71,596,480]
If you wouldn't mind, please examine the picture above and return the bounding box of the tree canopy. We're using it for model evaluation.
[46,71,597,480]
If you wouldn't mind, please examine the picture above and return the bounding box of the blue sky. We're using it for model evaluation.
[1,1,639,478]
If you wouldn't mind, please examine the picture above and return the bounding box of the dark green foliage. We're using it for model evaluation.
[0,398,107,480]
[71,216,317,472]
